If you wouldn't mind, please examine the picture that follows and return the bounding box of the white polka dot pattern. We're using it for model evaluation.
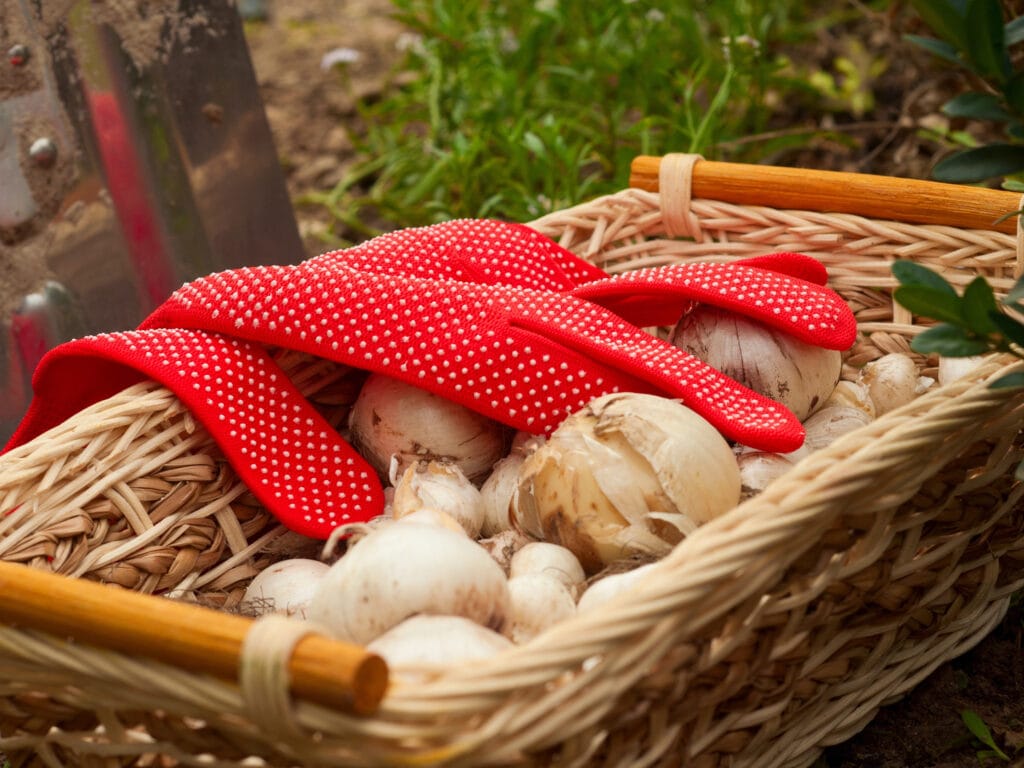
[6,220,858,541]
[140,260,806,449]
[572,261,856,348]
[6,329,383,539]
[313,219,607,289]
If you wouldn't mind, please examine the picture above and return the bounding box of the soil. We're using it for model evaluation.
[241,2,1024,766]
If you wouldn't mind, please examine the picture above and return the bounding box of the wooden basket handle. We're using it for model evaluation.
[629,155,1023,235]
[0,560,388,714]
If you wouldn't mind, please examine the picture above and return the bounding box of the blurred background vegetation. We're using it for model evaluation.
[247,1,1024,244]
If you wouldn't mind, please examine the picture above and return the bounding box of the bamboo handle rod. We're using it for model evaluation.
[629,155,1023,235]
[0,560,387,714]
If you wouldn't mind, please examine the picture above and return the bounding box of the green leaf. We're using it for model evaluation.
[961,709,1010,760]
[991,371,1024,388]
[904,34,964,64]
[1006,72,1024,115]
[965,0,1012,83]
[911,0,969,50]
[911,324,991,355]
[894,285,965,324]
[990,311,1024,346]
[1006,15,1024,46]
[522,131,546,158]
[891,260,959,294]
[1006,273,1024,303]
[932,144,1024,183]
[943,91,1012,121]
[962,276,1000,332]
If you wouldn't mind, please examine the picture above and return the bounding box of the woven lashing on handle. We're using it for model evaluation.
[239,615,317,741]
[2,177,1024,767]
[658,152,705,240]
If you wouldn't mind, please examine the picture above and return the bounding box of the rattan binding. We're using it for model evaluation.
[1,154,1023,767]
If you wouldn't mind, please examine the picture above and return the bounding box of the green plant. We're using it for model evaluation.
[905,0,1024,187]
[307,0,815,244]
[962,709,1012,762]
[893,260,1024,476]
[892,260,1024,383]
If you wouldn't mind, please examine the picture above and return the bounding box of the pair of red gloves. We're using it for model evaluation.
[4,220,855,538]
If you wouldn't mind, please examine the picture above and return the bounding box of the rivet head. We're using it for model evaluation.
[8,44,29,67]
[28,137,57,168]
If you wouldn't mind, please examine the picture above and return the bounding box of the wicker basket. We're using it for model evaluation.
[2,153,1024,767]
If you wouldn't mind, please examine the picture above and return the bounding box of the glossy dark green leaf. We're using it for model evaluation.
[991,371,1024,388]
[1005,15,1024,46]
[990,311,1024,346]
[1006,72,1024,116]
[962,276,1000,332]
[911,0,969,49]
[891,260,958,293]
[932,144,1024,183]
[964,0,1012,82]
[911,324,991,355]
[904,34,963,64]
[894,285,965,325]
[943,91,1012,121]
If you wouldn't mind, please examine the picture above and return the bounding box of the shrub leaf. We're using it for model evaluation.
[932,144,1024,183]
[894,285,965,325]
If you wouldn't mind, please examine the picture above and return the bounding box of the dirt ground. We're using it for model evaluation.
[242,2,1024,765]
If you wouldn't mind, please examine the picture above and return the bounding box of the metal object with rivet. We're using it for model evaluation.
[0,0,304,442]
[7,44,30,66]
[27,136,56,168]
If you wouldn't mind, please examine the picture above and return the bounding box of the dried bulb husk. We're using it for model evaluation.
[511,431,546,455]
[858,353,918,415]
[735,451,797,498]
[367,615,513,681]
[577,562,659,614]
[241,558,330,619]
[392,460,484,537]
[478,528,532,574]
[802,405,872,450]
[308,521,510,644]
[509,542,586,597]
[822,380,876,419]
[394,507,466,533]
[348,373,508,482]
[670,305,842,421]
[938,355,987,385]
[514,393,740,574]
[502,575,577,644]
[479,453,526,536]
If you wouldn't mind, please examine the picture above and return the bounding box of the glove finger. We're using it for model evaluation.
[4,329,384,539]
[572,261,856,349]
[315,219,606,290]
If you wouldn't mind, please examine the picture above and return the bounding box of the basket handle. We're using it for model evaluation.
[629,154,1023,235]
[0,560,388,715]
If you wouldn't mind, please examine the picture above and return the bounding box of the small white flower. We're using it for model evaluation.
[320,47,360,70]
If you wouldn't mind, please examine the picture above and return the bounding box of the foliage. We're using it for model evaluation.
[307,0,817,242]
[961,709,1012,762]
[799,37,888,118]
[892,260,1024,389]
[892,260,1024,475]
[905,0,1024,187]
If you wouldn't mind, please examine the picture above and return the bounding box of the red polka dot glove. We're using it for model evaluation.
[5,330,383,536]
[4,220,856,540]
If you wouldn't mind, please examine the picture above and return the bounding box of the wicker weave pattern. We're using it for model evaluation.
[1,163,1024,766]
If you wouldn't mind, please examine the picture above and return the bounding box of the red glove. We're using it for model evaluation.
[5,221,856,540]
